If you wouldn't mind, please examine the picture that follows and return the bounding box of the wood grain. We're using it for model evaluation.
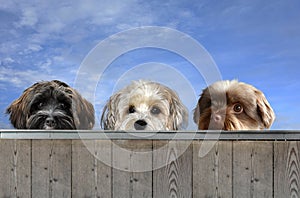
[153,140,193,198]
[233,141,273,198]
[112,140,152,198]
[274,141,300,198]
[0,140,31,198]
[193,141,232,198]
[72,140,112,198]
[32,140,72,198]
[0,138,300,197]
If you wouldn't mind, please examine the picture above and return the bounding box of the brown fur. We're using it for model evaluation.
[193,80,275,130]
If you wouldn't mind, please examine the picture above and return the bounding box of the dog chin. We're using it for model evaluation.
[44,126,55,130]
[207,121,224,130]
[27,114,75,130]
[202,117,262,130]
[116,118,165,131]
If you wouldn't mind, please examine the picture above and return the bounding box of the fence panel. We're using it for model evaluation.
[32,140,72,198]
[274,141,300,198]
[72,140,112,198]
[0,140,31,198]
[193,141,232,198]
[0,131,299,198]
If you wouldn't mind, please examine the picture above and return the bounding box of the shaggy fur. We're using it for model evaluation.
[101,80,188,130]
[7,80,95,129]
[193,80,275,130]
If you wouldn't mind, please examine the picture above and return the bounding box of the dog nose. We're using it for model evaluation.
[212,114,222,122]
[211,111,226,124]
[45,117,56,127]
[134,120,147,130]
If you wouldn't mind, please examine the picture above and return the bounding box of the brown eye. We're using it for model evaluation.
[128,105,136,114]
[233,103,243,113]
[151,106,161,115]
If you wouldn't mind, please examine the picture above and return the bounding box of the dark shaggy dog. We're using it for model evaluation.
[6,80,95,129]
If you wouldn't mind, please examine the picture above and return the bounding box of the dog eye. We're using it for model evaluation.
[233,103,243,113]
[37,102,44,109]
[58,103,66,109]
[128,106,136,114]
[151,106,161,115]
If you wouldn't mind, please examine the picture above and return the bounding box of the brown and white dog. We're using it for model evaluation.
[101,80,188,130]
[6,80,95,129]
[193,80,275,130]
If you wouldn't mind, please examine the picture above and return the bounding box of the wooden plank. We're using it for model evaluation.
[0,140,31,198]
[72,140,112,198]
[112,140,152,198]
[153,140,193,198]
[32,140,71,198]
[274,141,300,198]
[233,141,273,198]
[193,141,232,198]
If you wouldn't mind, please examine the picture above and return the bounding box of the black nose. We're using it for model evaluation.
[45,117,56,127]
[134,120,147,130]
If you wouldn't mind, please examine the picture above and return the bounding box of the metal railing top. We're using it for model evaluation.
[0,130,300,140]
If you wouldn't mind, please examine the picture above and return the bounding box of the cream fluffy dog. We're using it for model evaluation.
[101,80,188,130]
[193,80,275,130]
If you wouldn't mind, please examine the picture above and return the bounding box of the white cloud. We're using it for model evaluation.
[0,57,15,65]
[17,7,38,27]
[0,0,300,130]
[0,67,54,88]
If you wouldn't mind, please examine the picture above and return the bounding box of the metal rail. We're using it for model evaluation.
[0,130,300,140]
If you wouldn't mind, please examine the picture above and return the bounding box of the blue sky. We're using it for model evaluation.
[1,0,300,129]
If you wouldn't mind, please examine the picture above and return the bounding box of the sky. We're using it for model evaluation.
[0,0,300,130]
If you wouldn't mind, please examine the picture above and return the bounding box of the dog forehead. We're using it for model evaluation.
[126,82,164,100]
[226,83,257,105]
[30,82,71,102]
[135,103,150,112]
[204,80,257,106]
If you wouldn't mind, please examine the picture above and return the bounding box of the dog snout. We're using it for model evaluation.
[45,117,56,128]
[134,120,147,130]
[212,113,222,122]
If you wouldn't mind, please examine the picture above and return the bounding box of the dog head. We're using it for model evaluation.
[6,80,95,129]
[101,80,188,130]
[193,80,275,130]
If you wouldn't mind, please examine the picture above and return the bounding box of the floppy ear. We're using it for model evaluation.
[193,99,201,125]
[72,91,95,130]
[6,95,29,129]
[167,90,189,130]
[193,89,210,126]
[6,83,40,129]
[100,93,121,130]
[255,90,275,129]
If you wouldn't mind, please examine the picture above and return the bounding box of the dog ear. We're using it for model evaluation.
[6,96,28,129]
[72,91,95,130]
[6,84,38,129]
[193,89,210,127]
[167,90,189,130]
[193,99,201,125]
[255,90,275,129]
[100,93,121,130]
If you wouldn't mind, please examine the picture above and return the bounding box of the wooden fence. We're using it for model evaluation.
[0,130,299,198]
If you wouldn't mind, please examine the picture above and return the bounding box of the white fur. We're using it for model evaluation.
[101,80,188,130]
